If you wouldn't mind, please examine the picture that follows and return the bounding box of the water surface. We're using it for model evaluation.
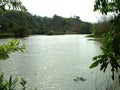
[0,35,118,90]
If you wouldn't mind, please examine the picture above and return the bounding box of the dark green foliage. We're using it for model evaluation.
[94,0,120,14]
[90,0,120,80]
[0,10,31,36]
[0,12,92,36]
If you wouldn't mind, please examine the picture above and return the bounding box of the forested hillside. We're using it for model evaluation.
[0,10,92,37]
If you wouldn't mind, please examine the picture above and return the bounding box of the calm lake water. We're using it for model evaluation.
[0,35,119,90]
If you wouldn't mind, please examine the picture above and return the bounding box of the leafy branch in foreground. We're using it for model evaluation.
[90,17,120,80]
[90,0,120,80]
[0,39,25,60]
[0,73,36,90]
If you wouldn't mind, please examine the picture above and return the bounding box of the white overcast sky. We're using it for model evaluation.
[21,0,101,23]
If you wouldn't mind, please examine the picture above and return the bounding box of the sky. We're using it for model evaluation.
[21,0,101,23]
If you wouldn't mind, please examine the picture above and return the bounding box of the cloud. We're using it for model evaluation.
[21,0,100,22]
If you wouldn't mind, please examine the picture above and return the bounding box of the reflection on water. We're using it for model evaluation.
[0,35,119,90]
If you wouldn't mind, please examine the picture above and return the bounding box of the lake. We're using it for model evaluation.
[0,35,119,90]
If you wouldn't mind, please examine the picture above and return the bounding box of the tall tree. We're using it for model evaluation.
[90,0,120,80]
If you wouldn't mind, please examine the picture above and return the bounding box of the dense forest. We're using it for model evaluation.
[0,10,92,37]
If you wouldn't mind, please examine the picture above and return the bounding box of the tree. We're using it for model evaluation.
[0,0,27,14]
[90,0,120,80]
[0,1,31,90]
[92,16,111,36]
[0,0,26,59]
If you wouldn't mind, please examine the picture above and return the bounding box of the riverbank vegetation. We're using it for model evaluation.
[87,15,112,43]
[91,16,111,37]
[90,0,120,81]
[0,11,92,37]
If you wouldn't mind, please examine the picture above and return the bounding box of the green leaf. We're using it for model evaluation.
[6,75,18,90]
[89,61,99,68]
[100,63,108,72]
[0,39,25,60]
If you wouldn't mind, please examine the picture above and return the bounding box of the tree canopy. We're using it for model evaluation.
[94,0,120,14]
[0,0,27,14]
[0,11,92,36]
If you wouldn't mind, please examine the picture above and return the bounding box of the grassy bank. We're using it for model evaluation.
[86,34,105,44]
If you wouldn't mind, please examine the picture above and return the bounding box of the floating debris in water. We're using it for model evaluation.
[74,76,87,82]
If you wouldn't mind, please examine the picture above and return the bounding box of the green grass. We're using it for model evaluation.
[86,34,103,38]
[86,34,105,44]
[90,38,105,43]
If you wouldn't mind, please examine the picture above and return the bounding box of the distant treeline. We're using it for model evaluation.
[0,10,92,37]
